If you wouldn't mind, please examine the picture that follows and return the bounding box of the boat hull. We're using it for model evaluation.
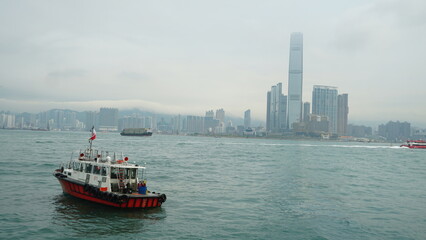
[54,173,165,208]
[120,132,153,136]
[400,145,426,149]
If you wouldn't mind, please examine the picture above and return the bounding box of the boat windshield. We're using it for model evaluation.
[109,167,138,179]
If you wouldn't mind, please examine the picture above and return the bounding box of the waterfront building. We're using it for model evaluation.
[312,85,338,133]
[244,109,251,129]
[18,112,37,128]
[412,129,426,140]
[186,115,204,134]
[99,107,119,131]
[119,115,146,130]
[205,110,214,118]
[85,111,97,131]
[303,102,310,122]
[157,117,171,132]
[144,116,153,129]
[378,121,411,141]
[266,83,287,133]
[63,111,77,130]
[307,114,330,133]
[266,91,271,131]
[53,110,65,130]
[204,110,219,133]
[347,124,372,138]
[37,111,48,129]
[215,109,225,123]
[337,94,349,136]
[0,112,15,128]
[287,32,303,129]
[172,115,181,134]
[182,117,187,132]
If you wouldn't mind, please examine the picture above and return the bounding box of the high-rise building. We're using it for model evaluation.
[53,110,65,130]
[287,32,303,129]
[204,110,219,133]
[244,109,251,129]
[63,111,77,130]
[378,121,411,141]
[215,109,225,123]
[266,83,287,133]
[186,115,204,133]
[37,111,48,129]
[312,85,338,133]
[0,112,15,128]
[171,115,181,134]
[337,94,349,136]
[266,91,271,131]
[348,124,372,138]
[303,102,310,122]
[205,110,214,118]
[119,115,150,131]
[99,107,119,131]
[144,116,153,129]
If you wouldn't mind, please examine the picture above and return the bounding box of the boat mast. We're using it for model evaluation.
[89,126,96,155]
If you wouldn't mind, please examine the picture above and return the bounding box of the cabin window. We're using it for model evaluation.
[93,165,101,175]
[79,163,84,172]
[73,162,80,171]
[138,169,144,180]
[85,164,92,173]
[110,167,118,179]
[101,166,107,176]
[127,169,137,179]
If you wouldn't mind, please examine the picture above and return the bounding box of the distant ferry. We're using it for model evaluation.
[120,128,153,136]
[400,140,426,149]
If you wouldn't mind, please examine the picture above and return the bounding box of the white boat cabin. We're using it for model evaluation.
[61,148,145,194]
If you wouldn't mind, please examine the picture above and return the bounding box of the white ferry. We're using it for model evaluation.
[400,140,426,149]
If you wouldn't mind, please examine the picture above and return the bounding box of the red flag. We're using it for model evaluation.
[90,128,96,140]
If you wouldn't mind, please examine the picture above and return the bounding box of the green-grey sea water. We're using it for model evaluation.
[0,130,425,239]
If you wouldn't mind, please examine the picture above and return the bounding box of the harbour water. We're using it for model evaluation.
[0,130,425,239]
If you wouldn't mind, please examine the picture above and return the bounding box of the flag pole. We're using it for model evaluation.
[89,126,94,153]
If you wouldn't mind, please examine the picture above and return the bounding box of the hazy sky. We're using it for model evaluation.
[1,0,425,127]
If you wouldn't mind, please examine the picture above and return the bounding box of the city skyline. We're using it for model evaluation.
[2,107,424,142]
[1,1,426,127]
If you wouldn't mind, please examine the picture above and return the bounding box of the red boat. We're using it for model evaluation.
[53,128,166,208]
[400,140,426,149]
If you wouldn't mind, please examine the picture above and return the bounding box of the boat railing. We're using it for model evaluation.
[77,149,128,164]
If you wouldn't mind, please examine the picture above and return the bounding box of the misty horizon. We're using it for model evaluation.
[1,106,423,130]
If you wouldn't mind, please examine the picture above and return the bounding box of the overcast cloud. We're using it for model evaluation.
[1,0,425,127]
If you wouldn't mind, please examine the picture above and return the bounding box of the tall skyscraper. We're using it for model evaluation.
[312,85,338,133]
[244,109,251,129]
[287,32,303,129]
[337,94,349,136]
[266,83,287,133]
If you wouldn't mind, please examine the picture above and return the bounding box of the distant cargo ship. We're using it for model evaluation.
[120,128,153,136]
